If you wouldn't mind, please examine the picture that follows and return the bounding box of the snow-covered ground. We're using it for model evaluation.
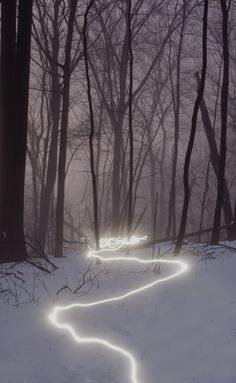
[0,241,236,383]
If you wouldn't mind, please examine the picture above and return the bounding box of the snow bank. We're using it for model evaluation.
[0,243,236,383]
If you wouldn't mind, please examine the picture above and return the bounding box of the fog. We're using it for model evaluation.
[22,0,236,253]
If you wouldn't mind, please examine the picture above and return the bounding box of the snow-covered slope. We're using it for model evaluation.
[0,243,236,383]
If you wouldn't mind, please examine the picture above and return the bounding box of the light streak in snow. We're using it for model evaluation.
[49,235,189,383]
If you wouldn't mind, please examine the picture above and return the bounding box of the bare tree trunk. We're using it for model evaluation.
[127,0,133,236]
[111,127,123,233]
[38,0,61,251]
[198,157,210,242]
[152,192,158,258]
[54,0,78,257]
[95,81,105,204]
[27,149,39,237]
[0,0,33,262]
[111,2,131,234]
[158,112,167,237]
[147,127,156,235]
[195,72,234,239]
[111,61,129,233]
[175,0,208,255]
[211,0,230,244]
[166,0,186,239]
[83,0,100,250]
[1,0,17,255]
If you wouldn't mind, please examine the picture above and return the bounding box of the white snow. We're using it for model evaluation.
[0,242,236,383]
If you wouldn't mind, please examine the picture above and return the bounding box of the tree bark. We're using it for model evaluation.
[211,0,230,244]
[38,0,62,251]
[127,0,134,236]
[195,72,234,239]
[174,0,208,255]
[0,0,17,252]
[54,0,78,257]
[166,0,186,239]
[83,0,100,250]
[0,0,33,263]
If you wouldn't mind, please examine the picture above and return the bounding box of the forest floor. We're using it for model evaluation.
[0,240,236,383]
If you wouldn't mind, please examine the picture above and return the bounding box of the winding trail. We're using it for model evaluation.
[49,236,189,383]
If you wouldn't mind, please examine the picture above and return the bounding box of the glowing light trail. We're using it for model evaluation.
[49,235,189,383]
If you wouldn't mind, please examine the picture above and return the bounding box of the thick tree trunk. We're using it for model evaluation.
[0,0,17,252]
[0,0,33,263]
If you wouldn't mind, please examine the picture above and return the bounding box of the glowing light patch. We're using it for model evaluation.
[49,235,188,383]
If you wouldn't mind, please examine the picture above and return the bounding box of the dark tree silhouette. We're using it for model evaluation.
[174,0,208,255]
[211,0,230,244]
[127,0,134,237]
[166,0,186,239]
[195,72,235,240]
[54,0,78,257]
[83,0,100,250]
[35,0,62,252]
[0,0,33,263]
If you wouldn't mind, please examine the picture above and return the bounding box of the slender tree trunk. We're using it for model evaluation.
[127,0,133,237]
[158,114,167,237]
[152,192,158,258]
[174,0,208,255]
[38,1,61,251]
[166,0,186,239]
[146,116,157,236]
[195,72,234,239]
[111,127,122,233]
[83,0,100,250]
[211,0,230,244]
[111,14,129,234]
[54,0,78,257]
[198,157,210,242]
[27,151,39,237]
